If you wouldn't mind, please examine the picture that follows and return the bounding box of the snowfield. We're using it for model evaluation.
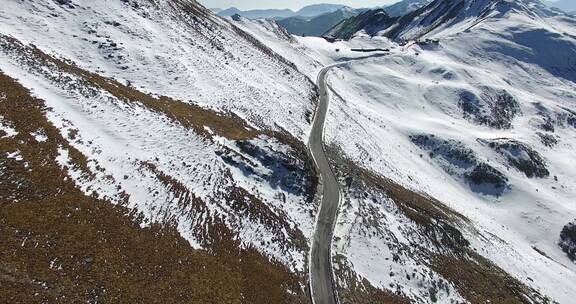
[0,0,323,276]
[0,0,317,140]
[2,0,576,302]
[239,0,576,302]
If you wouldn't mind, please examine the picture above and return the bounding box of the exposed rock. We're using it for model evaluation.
[410,134,509,196]
[560,221,576,262]
[482,139,549,178]
[465,163,509,194]
[536,132,558,147]
[410,134,476,171]
[458,88,520,129]
[559,107,576,128]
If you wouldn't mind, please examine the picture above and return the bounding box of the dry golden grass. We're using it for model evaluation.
[0,72,308,304]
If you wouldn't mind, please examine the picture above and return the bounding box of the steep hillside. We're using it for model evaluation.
[294,4,346,17]
[0,0,320,302]
[324,9,395,40]
[276,7,361,37]
[217,4,346,20]
[242,0,576,302]
[324,0,434,39]
[217,7,295,19]
[384,0,434,16]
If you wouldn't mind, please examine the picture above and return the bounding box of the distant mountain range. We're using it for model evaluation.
[544,0,576,13]
[272,0,433,37]
[213,0,574,22]
[214,4,345,20]
[325,0,576,40]
[216,7,295,19]
[382,0,433,16]
[276,7,365,37]
[294,3,346,17]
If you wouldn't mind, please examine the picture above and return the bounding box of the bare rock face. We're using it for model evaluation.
[458,88,521,130]
[482,139,550,178]
[560,221,576,262]
[410,134,509,196]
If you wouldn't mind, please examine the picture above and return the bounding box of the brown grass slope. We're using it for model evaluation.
[0,72,308,303]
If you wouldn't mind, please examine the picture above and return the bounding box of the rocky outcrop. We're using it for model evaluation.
[560,221,576,261]
[410,134,509,196]
[458,88,521,129]
[482,139,549,178]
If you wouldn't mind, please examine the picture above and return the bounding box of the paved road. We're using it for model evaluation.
[308,64,342,304]
[308,53,390,304]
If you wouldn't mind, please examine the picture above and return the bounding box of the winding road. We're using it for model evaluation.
[308,64,342,304]
[308,53,390,304]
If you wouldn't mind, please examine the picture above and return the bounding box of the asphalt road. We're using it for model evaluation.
[308,64,342,304]
[308,53,390,304]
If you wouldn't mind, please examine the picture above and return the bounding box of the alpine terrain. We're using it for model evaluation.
[1,0,576,303]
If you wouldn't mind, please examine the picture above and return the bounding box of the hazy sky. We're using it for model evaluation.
[198,0,399,10]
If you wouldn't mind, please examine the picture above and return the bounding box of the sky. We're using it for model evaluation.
[198,0,399,10]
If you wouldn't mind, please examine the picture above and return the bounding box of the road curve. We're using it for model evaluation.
[308,64,342,304]
[308,53,390,304]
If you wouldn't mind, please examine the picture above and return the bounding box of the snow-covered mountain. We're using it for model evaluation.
[217,7,295,19]
[217,4,346,20]
[294,3,346,17]
[324,9,394,40]
[2,0,576,303]
[544,0,576,13]
[276,7,362,37]
[0,0,319,302]
[236,0,576,302]
[384,0,434,17]
[323,0,434,39]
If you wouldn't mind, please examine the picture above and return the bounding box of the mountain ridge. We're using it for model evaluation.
[217,3,345,20]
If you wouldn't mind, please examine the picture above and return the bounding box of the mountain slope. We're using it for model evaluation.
[324,9,395,40]
[0,0,321,302]
[217,4,346,20]
[218,7,295,19]
[384,0,434,17]
[277,7,360,37]
[544,0,576,13]
[0,71,306,304]
[240,0,576,302]
[294,4,345,17]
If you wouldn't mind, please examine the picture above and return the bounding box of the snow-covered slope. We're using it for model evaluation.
[0,0,321,301]
[0,0,317,140]
[242,0,576,303]
[276,7,361,37]
[324,9,395,40]
[384,0,434,17]
[3,0,576,302]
